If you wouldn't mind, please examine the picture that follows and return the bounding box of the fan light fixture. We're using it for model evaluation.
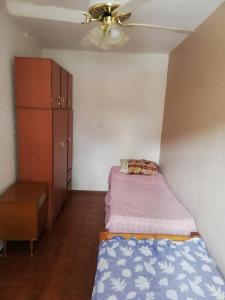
[85,24,129,50]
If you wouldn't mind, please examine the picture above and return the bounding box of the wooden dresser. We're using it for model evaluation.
[15,57,73,227]
[0,182,47,256]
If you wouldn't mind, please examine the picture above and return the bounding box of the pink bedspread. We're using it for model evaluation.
[105,167,197,235]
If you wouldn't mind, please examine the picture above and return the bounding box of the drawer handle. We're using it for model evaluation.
[61,97,65,104]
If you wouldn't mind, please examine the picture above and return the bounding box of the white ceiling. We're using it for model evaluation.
[2,0,224,53]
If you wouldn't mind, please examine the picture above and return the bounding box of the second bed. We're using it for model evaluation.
[105,167,197,236]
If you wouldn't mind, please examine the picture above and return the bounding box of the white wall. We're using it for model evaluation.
[0,12,42,194]
[42,50,168,191]
[160,3,225,275]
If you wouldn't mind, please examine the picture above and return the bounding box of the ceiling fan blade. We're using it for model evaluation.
[113,0,152,15]
[6,0,86,23]
[120,22,194,35]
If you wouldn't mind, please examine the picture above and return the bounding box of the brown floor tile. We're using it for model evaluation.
[0,192,105,300]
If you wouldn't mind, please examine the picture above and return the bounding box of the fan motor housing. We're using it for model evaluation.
[89,0,127,7]
[88,2,131,23]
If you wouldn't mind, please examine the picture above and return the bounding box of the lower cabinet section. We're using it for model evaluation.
[17,108,53,226]
[17,108,73,227]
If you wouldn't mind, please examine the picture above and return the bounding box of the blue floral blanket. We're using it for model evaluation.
[92,237,225,300]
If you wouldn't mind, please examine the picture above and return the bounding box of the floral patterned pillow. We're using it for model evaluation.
[120,159,159,176]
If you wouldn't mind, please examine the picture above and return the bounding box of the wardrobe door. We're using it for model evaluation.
[53,110,68,218]
[51,61,61,109]
[67,110,73,184]
[67,73,73,109]
[60,68,68,109]
[15,58,52,108]
[17,109,53,226]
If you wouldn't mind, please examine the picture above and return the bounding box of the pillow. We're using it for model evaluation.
[128,159,159,176]
[120,159,159,176]
[120,159,129,173]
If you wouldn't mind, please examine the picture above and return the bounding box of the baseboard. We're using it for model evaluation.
[71,190,107,195]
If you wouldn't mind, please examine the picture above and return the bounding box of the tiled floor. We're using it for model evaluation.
[0,191,105,300]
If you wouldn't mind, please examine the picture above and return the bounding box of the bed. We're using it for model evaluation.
[92,233,225,300]
[105,166,197,235]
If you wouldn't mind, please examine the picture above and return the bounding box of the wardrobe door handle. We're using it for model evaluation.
[61,97,65,105]
[58,96,61,107]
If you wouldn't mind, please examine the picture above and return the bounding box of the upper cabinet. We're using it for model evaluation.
[15,58,72,110]
[15,58,52,109]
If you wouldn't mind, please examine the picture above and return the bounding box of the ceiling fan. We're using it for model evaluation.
[6,0,194,50]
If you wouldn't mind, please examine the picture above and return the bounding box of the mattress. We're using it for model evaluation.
[105,167,197,235]
[92,237,225,300]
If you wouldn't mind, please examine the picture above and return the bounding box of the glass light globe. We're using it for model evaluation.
[107,26,130,47]
[110,28,121,40]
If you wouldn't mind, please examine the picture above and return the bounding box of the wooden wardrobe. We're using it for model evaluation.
[15,57,73,227]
